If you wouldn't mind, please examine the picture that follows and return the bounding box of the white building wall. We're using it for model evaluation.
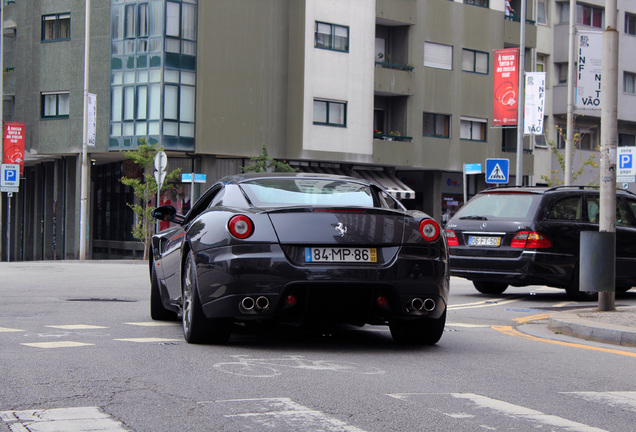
[618,0,636,122]
[302,0,376,155]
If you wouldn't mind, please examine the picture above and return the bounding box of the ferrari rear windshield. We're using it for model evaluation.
[239,178,374,207]
[454,192,542,220]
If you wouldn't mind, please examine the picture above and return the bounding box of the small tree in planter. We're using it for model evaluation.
[242,144,296,173]
[120,139,181,260]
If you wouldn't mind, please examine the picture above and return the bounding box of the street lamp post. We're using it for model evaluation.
[79,0,91,260]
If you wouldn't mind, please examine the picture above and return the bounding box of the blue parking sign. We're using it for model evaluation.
[1,163,20,188]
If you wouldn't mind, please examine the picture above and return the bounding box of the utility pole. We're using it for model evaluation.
[515,0,527,186]
[598,0,618,311]
[564,0,576,186]
[79,0,91,260]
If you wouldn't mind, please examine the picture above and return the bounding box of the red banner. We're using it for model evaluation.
[493,48,519,126]
[4,122,26,176]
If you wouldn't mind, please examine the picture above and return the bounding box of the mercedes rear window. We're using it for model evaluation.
[239,178,375,207]
[455,192,542,220]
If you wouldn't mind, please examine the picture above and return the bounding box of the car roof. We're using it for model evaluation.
[219,172,374,186]
[478,185,636,197]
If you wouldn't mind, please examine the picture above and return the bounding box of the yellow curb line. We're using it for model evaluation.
[492,325,636,358]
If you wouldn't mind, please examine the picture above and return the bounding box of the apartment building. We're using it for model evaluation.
[1,0,634,261]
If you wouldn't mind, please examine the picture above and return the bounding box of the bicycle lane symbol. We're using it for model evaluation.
[213,355,386,378]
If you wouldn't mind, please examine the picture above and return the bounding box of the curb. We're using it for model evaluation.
[548,308,636,347]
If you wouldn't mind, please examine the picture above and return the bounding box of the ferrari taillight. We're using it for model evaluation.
[510,231,551,249]
[228,215,254,239]
[419,219,441,242]
[444,229,459,246]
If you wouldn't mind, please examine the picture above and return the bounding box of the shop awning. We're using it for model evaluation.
[353,169,415,200]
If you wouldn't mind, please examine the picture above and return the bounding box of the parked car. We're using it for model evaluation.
[444,186,636,299]
[149,172,449,345]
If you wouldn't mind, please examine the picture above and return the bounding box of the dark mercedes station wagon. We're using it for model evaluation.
[444,186,636,298]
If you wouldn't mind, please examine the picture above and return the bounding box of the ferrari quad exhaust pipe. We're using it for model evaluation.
[255,296,270,311]
[409,298,436,312]
[240,296,270,313]
[241,297,255,311]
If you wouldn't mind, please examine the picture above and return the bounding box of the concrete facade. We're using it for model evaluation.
[2,0,636,261]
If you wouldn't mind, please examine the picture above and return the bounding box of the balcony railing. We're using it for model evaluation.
[375,61,414,72]
[374,132,413,143]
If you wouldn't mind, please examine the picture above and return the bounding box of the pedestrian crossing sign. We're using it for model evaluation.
[485,158,509,184]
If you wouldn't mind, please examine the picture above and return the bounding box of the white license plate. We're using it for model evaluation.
[468,236,501,247]
[305,247,377,263]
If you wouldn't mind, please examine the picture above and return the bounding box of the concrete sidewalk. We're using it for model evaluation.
[548,306,636,347]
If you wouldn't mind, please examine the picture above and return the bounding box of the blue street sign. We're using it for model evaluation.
[485,159,509,184]
[181,173,207,183]
[1,163,20,188]
[464,163,482,175]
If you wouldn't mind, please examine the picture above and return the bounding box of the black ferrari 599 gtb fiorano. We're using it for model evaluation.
[150,172,449,345]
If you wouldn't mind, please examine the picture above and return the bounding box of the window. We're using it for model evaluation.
[424,42,452,70]
[577,4,603,28]
[624,72,636,94]
[619,134,636,147]
[627,13,636,35]
[557,63,568,84]
[41,92,70,118]
[313,99,347,127]
[547,197,581,221]
[559,2,569,24]
[464,0,489,6]
[423,112,450,138]
[460,117,487,141]
[536,54,546,73]
[315,22,349,52]
[537,0,547,24]
[42,13,70,41]
[462,49,488,74]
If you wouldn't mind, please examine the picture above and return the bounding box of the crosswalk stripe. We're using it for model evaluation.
[114,337,181,343]
[564,391,636,412]
[21,341,94,349]
[0,327,24,333]
[46,324,108,330]
[0,406,127,432]
[125,321,178,327]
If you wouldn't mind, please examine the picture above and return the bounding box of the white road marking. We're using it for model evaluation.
[451,393,608,432]
[0,406,127,432]
[564,391,636,413]
[446,322,491,328]
[387,392,610,432]
[449,297,524,310]
[0,327,24,333]
[125,321,178,327]
[46,324,108,330]
[209,398,368,432]
[21,341,94,349]
[114,337,181,343]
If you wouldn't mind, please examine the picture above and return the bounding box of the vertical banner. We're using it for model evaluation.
[577,31,602,109]
[87,93,97,146]
[3,122,26,176]
[493,48,519,126]
[524,72,546,134]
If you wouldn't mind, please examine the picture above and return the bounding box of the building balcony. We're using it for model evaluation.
[373,132,413,143]
[374,64,414,96]
[503,16,537,48]
[376,0,416,25]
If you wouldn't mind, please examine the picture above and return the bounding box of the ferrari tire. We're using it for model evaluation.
[473,281,508,295]
[150,258,178,321]
[182,251,231,344]
[389,309,446,345]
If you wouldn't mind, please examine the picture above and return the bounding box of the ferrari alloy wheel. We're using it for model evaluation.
[182,251,231,344]
[389,309,446,345]
[150,257,177,321]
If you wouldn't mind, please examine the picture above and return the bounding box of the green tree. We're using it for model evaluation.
[120,139,181,260]
[242,144,296,173]
[540,128,599,186]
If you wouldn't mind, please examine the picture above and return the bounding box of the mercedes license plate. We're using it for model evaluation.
[305,247,377,263]
[468,236,501,247]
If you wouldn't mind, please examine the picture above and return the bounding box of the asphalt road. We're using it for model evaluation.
[1,261,636,432]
